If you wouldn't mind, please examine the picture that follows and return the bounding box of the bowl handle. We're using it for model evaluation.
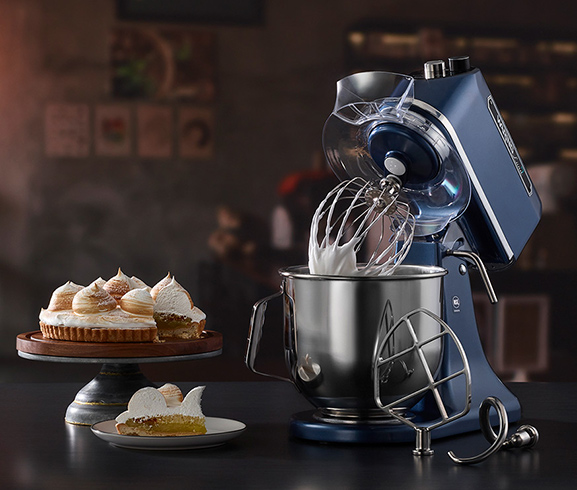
[245,290,292,382]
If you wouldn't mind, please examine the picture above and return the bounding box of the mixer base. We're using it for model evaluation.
[290,396,521,444]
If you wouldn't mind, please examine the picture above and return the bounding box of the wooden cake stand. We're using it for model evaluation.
[16,330,223,426]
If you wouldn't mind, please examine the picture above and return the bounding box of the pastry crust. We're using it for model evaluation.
[39,322,158,343]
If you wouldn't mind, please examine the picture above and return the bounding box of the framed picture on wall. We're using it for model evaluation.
[178,106,215,159]
[136,104,173,158]
[94,104,132,157]
[44,103,90,158]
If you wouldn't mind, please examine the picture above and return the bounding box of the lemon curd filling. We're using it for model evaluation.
[154,313,195,331]
[124,414,206,436]
[153,309,205,339]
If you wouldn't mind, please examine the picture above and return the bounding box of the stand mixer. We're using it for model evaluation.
[246,55,542,446]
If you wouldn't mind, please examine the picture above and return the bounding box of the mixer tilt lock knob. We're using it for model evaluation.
[424,56,472,78]
[424,60,446,79]
[448,56,471,75]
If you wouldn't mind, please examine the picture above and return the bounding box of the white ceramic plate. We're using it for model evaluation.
[91,417,246,450]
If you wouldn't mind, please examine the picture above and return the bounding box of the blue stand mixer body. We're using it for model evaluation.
[411,65,541,270]
[290,59,542,443]
[396,65,542,439]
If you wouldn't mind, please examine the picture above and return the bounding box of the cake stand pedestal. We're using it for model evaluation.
[16,330,223,426]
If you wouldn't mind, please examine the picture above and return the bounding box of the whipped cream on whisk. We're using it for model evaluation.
[308,178,414,276]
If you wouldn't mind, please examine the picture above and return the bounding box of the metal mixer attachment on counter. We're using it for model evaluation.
[374,307,471,456]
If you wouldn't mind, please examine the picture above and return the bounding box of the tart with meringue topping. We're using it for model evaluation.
[39,269,158,342]
[38,269,207,343]
[115,384,207,436]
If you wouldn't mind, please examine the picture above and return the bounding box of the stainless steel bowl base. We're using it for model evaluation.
[290,410,419,444]
[313,407,411,425]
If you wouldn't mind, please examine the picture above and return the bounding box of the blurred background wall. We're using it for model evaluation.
[1,0,576,382]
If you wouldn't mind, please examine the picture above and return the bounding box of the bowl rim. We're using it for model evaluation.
[279,264,447,281]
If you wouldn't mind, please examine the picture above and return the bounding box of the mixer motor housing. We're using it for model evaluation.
[399,57,542,438]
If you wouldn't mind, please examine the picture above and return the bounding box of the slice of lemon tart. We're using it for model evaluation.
[115,384,207,436]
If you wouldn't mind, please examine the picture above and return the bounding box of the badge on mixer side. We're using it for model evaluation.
[487,95,533,196]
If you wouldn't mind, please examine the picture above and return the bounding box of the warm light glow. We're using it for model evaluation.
[551,113,577,124]
[537,41,577,55]
[453,37,468,49]
[486,75,534,87]
[379,33,418,46]
[472,38,518,49]
[347,31,365,47]
[560,148,577,159]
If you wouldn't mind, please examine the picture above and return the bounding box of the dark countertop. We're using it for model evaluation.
[1,381,575,489]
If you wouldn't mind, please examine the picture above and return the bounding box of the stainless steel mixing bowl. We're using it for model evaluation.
[246,264,447,422]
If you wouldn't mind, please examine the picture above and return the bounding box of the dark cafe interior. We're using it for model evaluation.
[1,1,577,488]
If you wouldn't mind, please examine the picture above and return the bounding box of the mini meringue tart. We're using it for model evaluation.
[103,268,133,302]
[115,384,206,437]
[153,277,206,340]
[39,282,158,343]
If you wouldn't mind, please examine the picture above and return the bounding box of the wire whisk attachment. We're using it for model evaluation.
[308,176,415,276]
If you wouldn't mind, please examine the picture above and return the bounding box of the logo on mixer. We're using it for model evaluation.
[452,295,461,312]
[487,95,533,196]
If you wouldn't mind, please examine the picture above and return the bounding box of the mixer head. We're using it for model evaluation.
[323,61,542,269]
[322,71,471,238]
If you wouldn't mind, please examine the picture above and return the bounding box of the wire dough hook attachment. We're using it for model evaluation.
[448,396,539,465]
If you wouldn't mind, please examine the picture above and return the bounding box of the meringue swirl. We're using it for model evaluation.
[47,281,84,311]
[72,283,117,315]
[103,268,133,302]
[119,288,154,317]
[130,276,150,291]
